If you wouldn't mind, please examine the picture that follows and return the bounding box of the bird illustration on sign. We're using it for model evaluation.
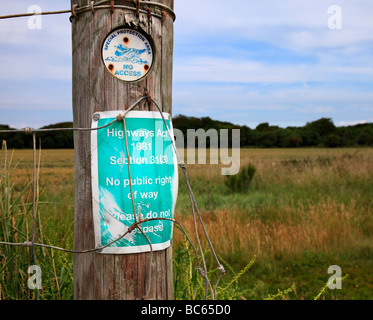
[105,44,149,65]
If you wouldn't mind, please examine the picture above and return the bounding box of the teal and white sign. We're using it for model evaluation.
[91,111,178,254]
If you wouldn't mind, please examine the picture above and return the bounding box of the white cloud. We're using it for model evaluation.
[338,120,371,126]
[175,0,373,51]
[0,1,72,81]
[174,55,373,84]
[0,53,71,81]
[173,82,373,121]
[0,0,372,128]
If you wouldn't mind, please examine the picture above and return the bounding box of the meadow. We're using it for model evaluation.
[1,144,372,300]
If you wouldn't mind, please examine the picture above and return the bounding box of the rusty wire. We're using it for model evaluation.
[0,96,147,134]
[0,0,176,22]
[31,132,39,300]
[0,94,225,300]
[0,9,71,20]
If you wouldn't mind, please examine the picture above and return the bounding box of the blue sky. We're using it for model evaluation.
[0,0,372,129]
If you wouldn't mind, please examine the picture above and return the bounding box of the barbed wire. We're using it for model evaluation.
[0,94,225,300]
[0,0,176,22]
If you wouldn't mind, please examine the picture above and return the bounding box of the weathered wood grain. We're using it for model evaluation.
[71,0,174,300]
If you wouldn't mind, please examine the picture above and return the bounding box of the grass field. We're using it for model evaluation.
[1,145,372,300]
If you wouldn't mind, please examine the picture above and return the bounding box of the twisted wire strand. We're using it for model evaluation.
[121,111,154,299]
[32,132,39,300]
[0,96,147,134]
[150,98,226,299]
[0,218,196,255]
[151,99,226,270]
[0,9,71,20]
[0,1,176,22]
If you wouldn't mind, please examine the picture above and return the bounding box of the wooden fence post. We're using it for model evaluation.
[71,0,174,300]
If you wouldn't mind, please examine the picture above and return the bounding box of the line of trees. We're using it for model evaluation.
[1,116,372,149]
[0,122,74,149]
[173,116,373,148]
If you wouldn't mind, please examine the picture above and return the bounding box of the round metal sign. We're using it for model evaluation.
[102,28,154,82]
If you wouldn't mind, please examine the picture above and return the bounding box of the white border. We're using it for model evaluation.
[102,28,154,83]
[91,111,178,254]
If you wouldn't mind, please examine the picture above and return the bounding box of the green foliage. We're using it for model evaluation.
[0,122,73,150]
[265,284,296,300]
[0,144,370,300]
[173,237,256,300]
[172,116,373,149]
[225,163,256,193]
[0,141,34,299]
[0,141,73,300]
[357,127,373,146]
[2,117,373,149]
[314,274,349,301]
[37,122,74,149]
[306,118,336,138]
[256,122,270,132]
[215,255,256,299]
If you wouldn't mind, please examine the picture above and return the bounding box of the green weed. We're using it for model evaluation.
[225,163,256,193]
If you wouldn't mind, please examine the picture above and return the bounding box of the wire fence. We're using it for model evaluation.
[0,0,224,301]
[0,94,226,300]
[0,0,176,22]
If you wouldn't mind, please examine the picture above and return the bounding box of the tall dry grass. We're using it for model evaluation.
[0,145,74,300]
[175,148,373,268]
[175,199,370,264]
[2,146,372,299]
